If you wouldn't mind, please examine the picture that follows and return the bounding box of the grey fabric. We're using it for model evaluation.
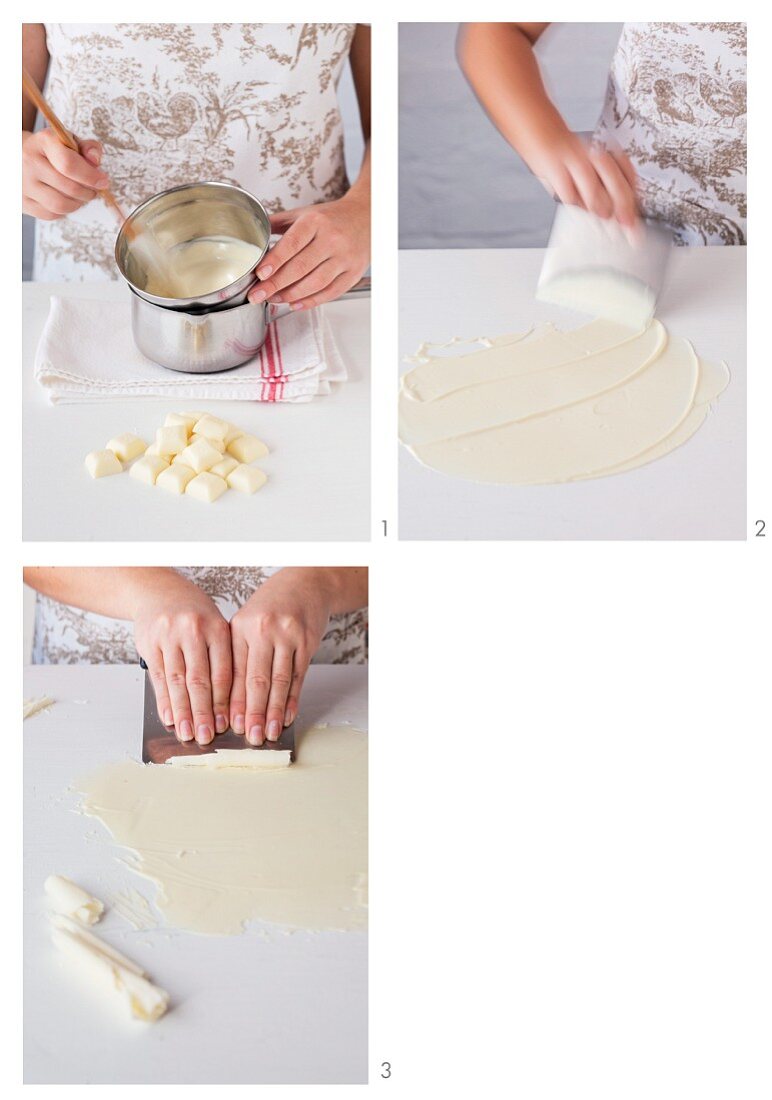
[399,22,622,249]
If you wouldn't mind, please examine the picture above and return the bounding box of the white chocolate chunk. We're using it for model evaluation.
[167,748,291,769]
[155,425,188,456]
[156,463,195,494]
[164,412,198,433]
[210,455,239,479]
[145,440,168,457]
[193,413,229,442]
[227,433,269,464]
[190,432,226,453]
[176,438,222,473]
[130,454,170,485]
[45,874,104,925]
[105,433,147,463]
[51,917,169,1022]
[224,425,244,446]
[85,450,123,479]
[186,471,228,503]
[227,464,268,495]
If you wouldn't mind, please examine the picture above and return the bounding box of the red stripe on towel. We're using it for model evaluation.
[266,326,277,401]
[274,318,285,400]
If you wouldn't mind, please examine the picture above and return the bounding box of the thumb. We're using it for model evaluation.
[78,140,104,167]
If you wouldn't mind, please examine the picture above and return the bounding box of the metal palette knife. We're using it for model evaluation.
[536,203,672,329]
[139,660,295,764]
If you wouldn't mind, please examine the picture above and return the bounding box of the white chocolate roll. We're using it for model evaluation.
[45,874,104,925]
[51,915,170,1022]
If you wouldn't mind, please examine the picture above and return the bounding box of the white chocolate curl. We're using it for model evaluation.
[51,915,169,1023]
[166,748,291,769]
[45,874,105,925]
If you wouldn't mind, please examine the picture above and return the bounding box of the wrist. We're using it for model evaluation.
[265,567,336,613]
[512,111,573,167]
[126,568,197,620]
[339,184,370,215]
[313,567,364,614]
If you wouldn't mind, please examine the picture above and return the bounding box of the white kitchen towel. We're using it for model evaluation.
[34,297,347,404]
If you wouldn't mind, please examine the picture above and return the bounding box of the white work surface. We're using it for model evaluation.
[24,664,367,1085]
[23,283,370,542]
[399,246,746,540]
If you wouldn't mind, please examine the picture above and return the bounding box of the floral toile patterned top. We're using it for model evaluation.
[594,22,746,245]
[31,567,368,666]
[34,23,357,280]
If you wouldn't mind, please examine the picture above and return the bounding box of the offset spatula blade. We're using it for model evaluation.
[140,665,295,764]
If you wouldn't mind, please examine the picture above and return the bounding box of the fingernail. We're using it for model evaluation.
[250,288,267,303]
[179,720,193,741]
[248,724,264,746]
[284,711,294,728]
[96,174,110,187]
[291,302,304,311]
[232,713,245,734]
[215,713,228,733]
[257,265,273,278]
[196,724,213,744]
[267,720,281,742]
[163,707,173,726]
[270,294,283,303]
[84,148,101,166]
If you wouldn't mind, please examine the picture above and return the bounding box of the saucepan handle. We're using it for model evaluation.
[265,275,372,324]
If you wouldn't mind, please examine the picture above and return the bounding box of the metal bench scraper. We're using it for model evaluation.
[139,659,295,764]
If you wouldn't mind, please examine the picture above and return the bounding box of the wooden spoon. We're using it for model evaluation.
[22,67,131,232]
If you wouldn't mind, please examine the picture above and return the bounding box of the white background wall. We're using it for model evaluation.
[399,22,622,249]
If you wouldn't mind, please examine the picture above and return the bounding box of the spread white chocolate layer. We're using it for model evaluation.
[51,914,169,1022]
[399,319,729,485]
[45,874,104,925]
[77,724,367,936]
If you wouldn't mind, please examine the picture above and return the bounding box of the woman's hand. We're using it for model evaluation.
[527,131,639,228]
[134,574,232,747]
[22,129,109,221]
[457,24,638,229]
[247,192,370,311]
[229,569,335,745]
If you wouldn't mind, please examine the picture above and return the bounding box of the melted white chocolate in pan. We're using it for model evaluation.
[143,235,264,299]
[399,319,729,485]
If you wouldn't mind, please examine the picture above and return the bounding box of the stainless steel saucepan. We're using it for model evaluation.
[115,181,271,312]
[130,278,371,374]
[118,180,370,373]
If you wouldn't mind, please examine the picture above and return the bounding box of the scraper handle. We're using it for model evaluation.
[139,657,148,670]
